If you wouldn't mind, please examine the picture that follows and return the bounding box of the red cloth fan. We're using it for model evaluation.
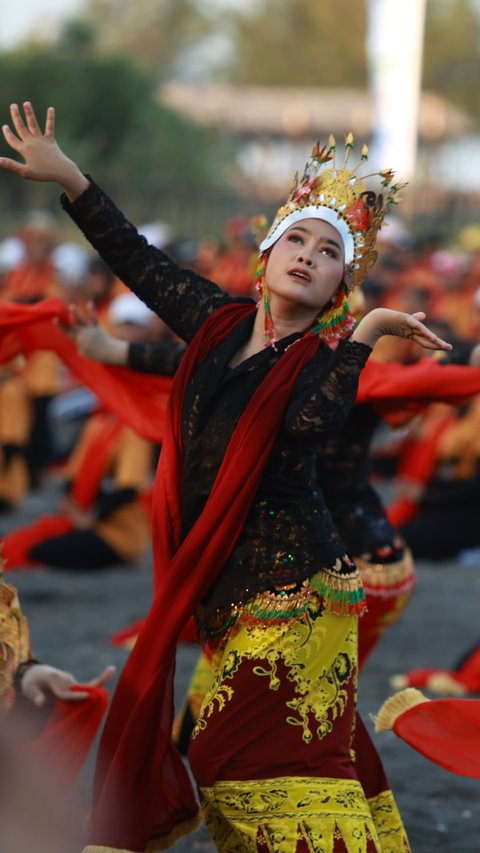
[376,688,480,778]
[24,685,110,789]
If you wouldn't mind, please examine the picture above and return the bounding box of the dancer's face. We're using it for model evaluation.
[265,218,345,312]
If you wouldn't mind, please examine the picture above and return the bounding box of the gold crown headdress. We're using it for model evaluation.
[259,133,406,290]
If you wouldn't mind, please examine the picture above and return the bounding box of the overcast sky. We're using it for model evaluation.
[1,0,85,48]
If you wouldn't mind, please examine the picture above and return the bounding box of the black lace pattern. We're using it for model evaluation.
[62,180,371,627]
[317,404,405,561]
[128,341,185,375]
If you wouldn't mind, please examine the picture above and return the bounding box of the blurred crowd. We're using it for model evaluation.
[0,207,480,573]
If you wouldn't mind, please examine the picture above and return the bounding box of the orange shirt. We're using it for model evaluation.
[2,262,59,303]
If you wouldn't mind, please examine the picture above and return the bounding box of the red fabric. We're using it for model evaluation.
[24,685,110,789]
[352,713,389,799]
[386,412,454,527]
[4,261,56,302]
[357,358,480,426]
[456,645,480,693]
[358,589,413,669]
[393,668,445,689]
[88,302,324,851]
[2,516,73,570]
[0,298,172,443]
[188,657,357,788]
[0,295,68,330]
[393,698,480,778]
[110,615,196,650]
[109,617,145,650]
[68,415,124,508]
[386,497,421,528]
[400,646,480,694]
[2,415,124,571]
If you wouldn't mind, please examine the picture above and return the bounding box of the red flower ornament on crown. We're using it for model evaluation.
[344,198,371,232]
[294,179,315,203]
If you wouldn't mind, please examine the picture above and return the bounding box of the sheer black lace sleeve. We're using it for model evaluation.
[128,341,185,376]
[61,179,248,343]
[285,339,371,438]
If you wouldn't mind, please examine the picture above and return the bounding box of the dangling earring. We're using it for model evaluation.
[255,250,277,349]
[308,283,356,344]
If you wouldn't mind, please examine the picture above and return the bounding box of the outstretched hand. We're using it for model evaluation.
[0,102,88,199]
[21,662,116,705]
[351,308,452,352]
[69,301,129,365]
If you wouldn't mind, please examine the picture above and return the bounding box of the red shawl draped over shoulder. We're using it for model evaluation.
[82,301,327,853]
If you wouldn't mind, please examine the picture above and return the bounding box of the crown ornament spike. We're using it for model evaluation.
[379,168,396,187]
[328,134,337,168]
[343,132,355,168]
[351,144,369,174]
[289,170,299,197]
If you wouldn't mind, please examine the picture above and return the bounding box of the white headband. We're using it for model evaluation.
[259,205,354,264]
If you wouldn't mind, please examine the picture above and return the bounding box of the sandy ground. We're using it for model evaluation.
[2,478,480,853]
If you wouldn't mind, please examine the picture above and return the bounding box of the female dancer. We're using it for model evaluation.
[0,102,450,853]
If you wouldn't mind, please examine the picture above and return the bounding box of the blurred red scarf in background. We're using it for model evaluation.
[0,298,172,442]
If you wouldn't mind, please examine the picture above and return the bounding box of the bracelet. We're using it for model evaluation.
[12,658,40,694]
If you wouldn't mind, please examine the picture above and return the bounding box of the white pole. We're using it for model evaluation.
[366,0,427,181]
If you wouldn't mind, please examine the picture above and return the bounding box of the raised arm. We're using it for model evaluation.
[350,308,452,352]
[61,179,239,342]
[286,309,452,439]
[0,102,243,342]
[70,302,186,374]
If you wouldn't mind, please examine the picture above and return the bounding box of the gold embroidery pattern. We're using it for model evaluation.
[203,564,366,643]
[192,610,358,744]
[356,549,415,597]
[200,776,383,853]
[0,576,31,711]
[367,790,411,852]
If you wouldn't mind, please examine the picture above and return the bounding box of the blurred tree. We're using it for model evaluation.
[83,0,213,78]
[0,30,228,224]
[220,0,480,116]
[423,0,480,119]
[225,0,367,87]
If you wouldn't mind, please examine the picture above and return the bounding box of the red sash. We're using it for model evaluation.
[87,302,324,850]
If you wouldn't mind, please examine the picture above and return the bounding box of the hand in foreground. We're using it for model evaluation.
[0,102,88,199]
[21,663,116,705]
[351,308,452,352]
[69,302,129,365]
